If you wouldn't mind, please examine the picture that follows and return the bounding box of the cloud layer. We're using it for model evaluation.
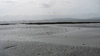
[0,0,100,21]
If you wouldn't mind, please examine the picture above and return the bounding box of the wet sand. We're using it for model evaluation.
[0,23,100,56]
[0,41,100,56]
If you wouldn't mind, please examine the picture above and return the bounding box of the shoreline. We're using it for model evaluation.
[0,22,100,25]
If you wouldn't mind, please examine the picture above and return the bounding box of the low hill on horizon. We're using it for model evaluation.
[45,17,100,22]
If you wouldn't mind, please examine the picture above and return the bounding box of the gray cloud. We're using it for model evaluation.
[40,0,55,8]
[62,1,70,3]
[0,1,17,4]
[42,4,52,8]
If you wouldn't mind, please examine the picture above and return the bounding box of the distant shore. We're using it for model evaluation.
[0,22,100,25]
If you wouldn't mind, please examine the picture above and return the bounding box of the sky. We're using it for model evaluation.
[0,0,100,21]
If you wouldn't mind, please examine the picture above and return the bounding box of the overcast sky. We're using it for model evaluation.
[0,0,100,21]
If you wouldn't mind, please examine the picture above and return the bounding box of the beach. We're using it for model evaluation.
[0,23,100,56]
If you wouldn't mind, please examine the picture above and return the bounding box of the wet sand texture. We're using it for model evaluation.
[0,41,100,56]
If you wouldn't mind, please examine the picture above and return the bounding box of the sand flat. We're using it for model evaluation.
[0,41,100,56]
[0,24,100,56]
